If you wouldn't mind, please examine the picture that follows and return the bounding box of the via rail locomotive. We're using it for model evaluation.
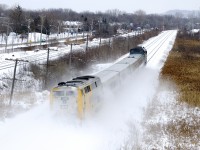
[50,46,147,118]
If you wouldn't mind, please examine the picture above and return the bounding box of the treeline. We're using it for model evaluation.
[1,4,199,38]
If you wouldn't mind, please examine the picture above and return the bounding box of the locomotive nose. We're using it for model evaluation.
[51,88,78,115]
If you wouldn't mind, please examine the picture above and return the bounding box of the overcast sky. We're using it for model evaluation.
[0,0,199,14]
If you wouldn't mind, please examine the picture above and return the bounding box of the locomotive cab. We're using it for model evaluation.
[51,85,78,115]
[50,76,102,118]
[129,46,147,56]
[129,46,147,64]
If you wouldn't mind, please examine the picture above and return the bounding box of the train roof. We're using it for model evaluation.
[117,54,141,64]
[95,57,131,83]
[95,70,119,83]
[95,54,144,83]
[105,63,129,72]
[56,75,100,88]
[96,63,130,83]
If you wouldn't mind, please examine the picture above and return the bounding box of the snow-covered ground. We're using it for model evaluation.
[0,30,190,150]
[0,32,81,45]
[0,30,140,53]
[0,30,139,69]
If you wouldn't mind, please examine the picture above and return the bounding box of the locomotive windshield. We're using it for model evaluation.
[130,47,145,54]
[53,89,76,98]
[53,91,65,96]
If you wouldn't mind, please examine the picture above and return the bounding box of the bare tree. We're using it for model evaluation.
[134,9,146,16]
[9,5,25,34]
[0,4,8,16]
[134,10,147,28]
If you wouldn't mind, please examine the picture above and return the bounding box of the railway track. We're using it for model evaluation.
[142,30,176,63]
[0,32,138,71]
[0,45,82,71]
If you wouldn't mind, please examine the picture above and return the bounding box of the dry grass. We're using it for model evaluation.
[161,35,200,107]
[146,32,200,149]
[65,38,86,45]
[140,32,200,150]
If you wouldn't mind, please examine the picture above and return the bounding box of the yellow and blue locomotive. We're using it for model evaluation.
[50,76,102,118]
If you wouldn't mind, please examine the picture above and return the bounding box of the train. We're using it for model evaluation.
[50,46,147,118]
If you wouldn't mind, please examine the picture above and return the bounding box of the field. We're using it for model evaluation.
[161,33,200,107]
[142,31,200,149]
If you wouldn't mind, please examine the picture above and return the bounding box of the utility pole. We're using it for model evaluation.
[109,35,115,51]
[40,15,45,46]
[27,19,31,44]
[109,37,111,48]
[69,43,76,78]
[69,44,72,72]
[44,48,57,89]
[127,34,130,51]
[44,48,50,89]
[5,25,8,52]
[91,19,94,35]
[86,34,89,51]
[99,36,101,49]
[58,21,61,39]
[2,23,13,53]
[5,58,29,105]
[99,18,102,49]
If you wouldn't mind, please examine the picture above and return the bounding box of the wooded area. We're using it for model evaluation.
[1,4,200,38]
